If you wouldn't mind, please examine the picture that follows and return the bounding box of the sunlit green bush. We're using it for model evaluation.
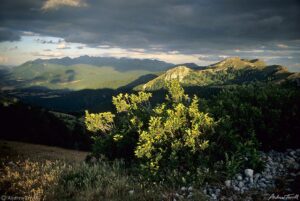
[85,80,215,177]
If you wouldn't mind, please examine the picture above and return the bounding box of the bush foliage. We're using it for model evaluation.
[85,80,215,176]
[85,80,300,179]
[208,83,300,151]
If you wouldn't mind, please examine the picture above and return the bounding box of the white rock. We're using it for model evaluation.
[129,190,134,195]
[181,187,186,191]
[290,172,297,177]
[188,186,193,191]
[237,175,243,181]
[259,183,267,188]
[233,186,240,191]
[238,181,244,188]
[265,174,272,179]
[244,169,254,178]
[289,151,296,157]
[249,177,254,184]
[225,180,231,188]
[211,193,217,200]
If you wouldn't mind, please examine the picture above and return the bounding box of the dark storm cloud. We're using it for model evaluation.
[0,0,299,53]
[0,27,21,42]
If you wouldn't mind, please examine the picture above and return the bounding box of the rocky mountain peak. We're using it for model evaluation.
[164,66,191,82]
[212,57,266,69]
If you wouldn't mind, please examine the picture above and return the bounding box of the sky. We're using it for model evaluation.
[0,0,300,71]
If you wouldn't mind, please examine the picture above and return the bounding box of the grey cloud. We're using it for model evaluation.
[0,27,21,42]
[1,0,299,50]
[0,0,299,68]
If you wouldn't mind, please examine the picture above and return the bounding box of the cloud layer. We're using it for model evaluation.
[0,0,299,68]
[42,0,87,10]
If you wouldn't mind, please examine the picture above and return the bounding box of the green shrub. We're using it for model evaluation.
[135,81,214,176]
[85,91,152,160]
[85,80,215,178]
[209,83,300,150]
[85,81,299,181]
[203,83,300,177]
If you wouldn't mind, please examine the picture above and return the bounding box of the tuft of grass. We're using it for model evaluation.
[46,160,208,201]
[0,159,67,201]
[0,141,208,201]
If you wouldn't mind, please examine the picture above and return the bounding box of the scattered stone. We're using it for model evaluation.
[237,175,243,181]
[197,149,299,201]
[211,193,217,200]
[249,177,254,184]
[238,181,244,188]
[259,183,267,188]
[128,190,134,195]
[225,180,231,188]
[244,169,254,178]
[289,150,296,157]
[265,174,272,179]
[233,186,239,191]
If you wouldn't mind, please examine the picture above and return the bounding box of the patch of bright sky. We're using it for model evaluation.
[0,34,206,66]
[0,34,300,72]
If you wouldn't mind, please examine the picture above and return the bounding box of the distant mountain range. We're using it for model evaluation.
[26,55,174,72]
[3,56,174,90]
[1,56,300,113]
[2,56,300,93]
[140,57,300,90]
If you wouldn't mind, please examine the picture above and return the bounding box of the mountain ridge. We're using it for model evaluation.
[23,55,174,72]
[140,57,300,90]
[6,56,174,90]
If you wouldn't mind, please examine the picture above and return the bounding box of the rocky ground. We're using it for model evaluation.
[174,149,300,201]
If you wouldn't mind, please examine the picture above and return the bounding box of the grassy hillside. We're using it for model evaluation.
[0,140,208,201]
[0,140,88,162]
[10,62,159,90]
